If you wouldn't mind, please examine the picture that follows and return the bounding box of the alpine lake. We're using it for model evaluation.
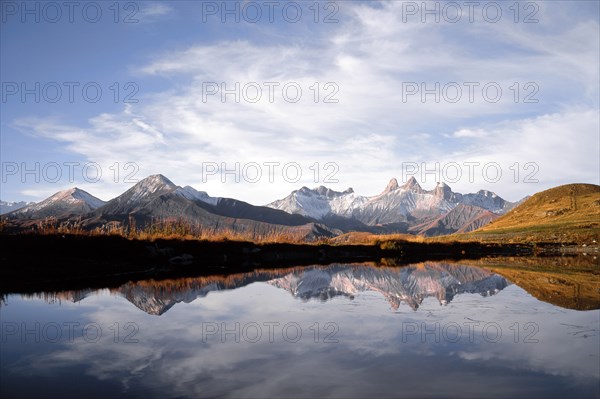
[1,255,599,399]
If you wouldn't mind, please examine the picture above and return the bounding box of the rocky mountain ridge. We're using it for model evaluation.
[2,174,522,237]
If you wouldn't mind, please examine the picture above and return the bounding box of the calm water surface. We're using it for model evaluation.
[1,260,599,398]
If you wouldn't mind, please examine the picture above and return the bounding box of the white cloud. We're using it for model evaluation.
[451,129,488,138]
[434,109,600,200]
[139,3,173,19]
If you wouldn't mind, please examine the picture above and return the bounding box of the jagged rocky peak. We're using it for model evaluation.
[382,178,400,193]
[315,186,334,196]
[382,177,424,194]
[477,189,498,198]
[299,185,353,198]
[402,176,424,193]
[433,181,454,199]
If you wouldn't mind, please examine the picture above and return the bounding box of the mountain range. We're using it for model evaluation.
[0,200,34,215]
[2,174,523,238]
[267,176,519,235]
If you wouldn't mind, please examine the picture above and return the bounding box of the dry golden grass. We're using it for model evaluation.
[26,216,322,244]
[485,184,599,227]
[329,232,430,245]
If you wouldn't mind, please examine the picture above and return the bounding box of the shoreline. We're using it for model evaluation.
[0,233,590,295]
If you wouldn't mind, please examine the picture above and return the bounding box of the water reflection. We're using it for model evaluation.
[2,260,599,399]
[24,262,512,315]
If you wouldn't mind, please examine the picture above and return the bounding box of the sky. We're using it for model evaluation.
[1,0,599,204]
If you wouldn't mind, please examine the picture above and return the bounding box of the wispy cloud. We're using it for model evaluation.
[139,2,173,20]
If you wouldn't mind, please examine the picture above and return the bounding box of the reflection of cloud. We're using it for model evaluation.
[453,312,600,382]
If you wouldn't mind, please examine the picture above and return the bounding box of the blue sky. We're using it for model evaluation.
[1,0,599,204]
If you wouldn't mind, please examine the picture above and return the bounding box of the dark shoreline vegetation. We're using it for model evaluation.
[1,233,596,296]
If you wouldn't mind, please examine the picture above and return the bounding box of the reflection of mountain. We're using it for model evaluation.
[114,264,510,313]
[27,263,510,315]
[268,264,509,310]
[113,271,302,315]
[118,281,226,315]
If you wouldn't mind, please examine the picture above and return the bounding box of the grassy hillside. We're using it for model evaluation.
[461,183,599,243]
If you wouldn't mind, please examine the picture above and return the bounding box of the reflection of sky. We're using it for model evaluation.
[1,279,599,398]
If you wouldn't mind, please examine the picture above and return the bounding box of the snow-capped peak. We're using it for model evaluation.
[267,177,514,225]
[65,188,106,209]
[33,187,105,210]
[124,174,177,203]
[11,187,105,216]
[138,174,176,191]
[267,184,361,219]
